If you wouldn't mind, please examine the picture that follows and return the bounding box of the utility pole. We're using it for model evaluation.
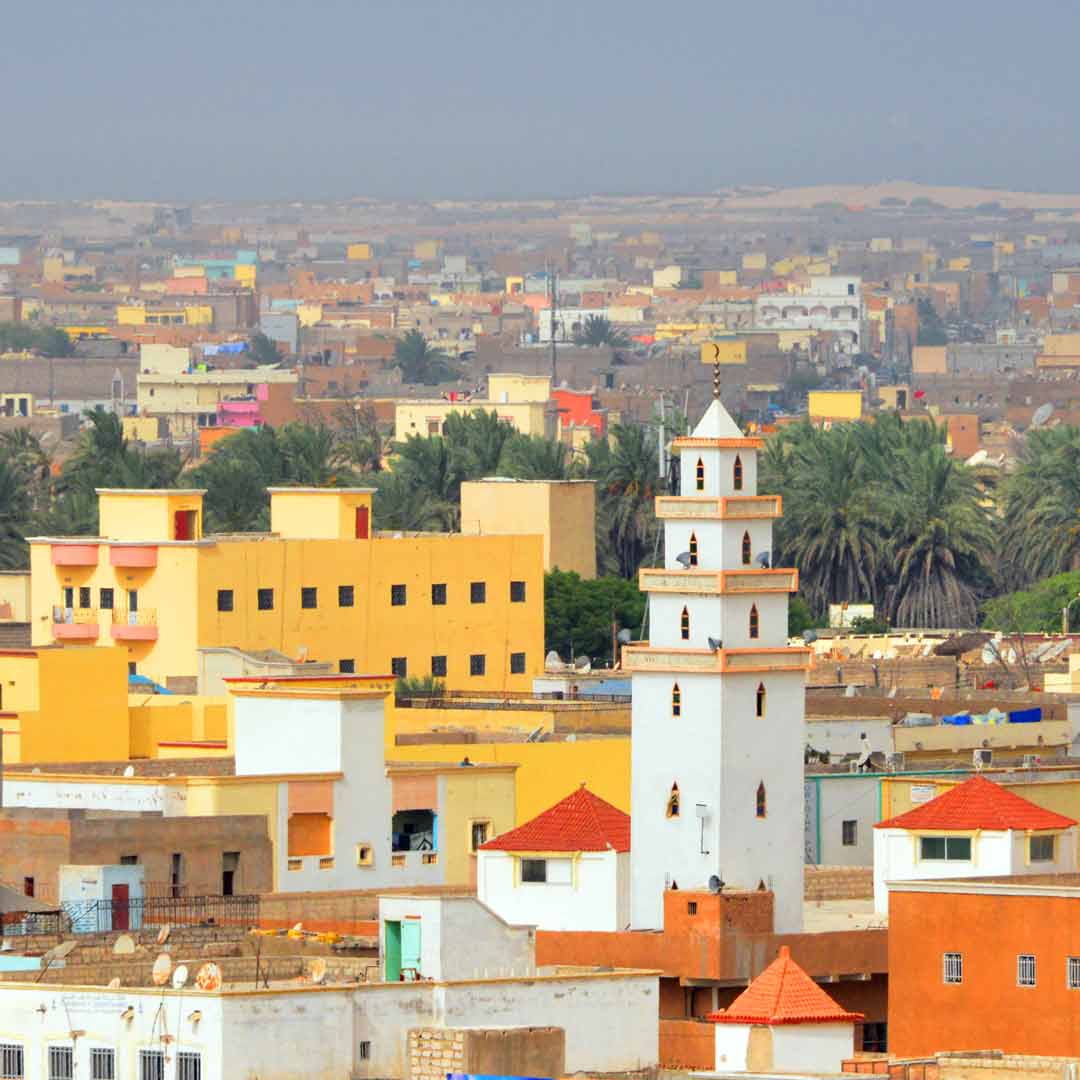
[657,393,666,480]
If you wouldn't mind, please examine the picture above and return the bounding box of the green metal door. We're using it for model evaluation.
[402,917,422,979]
[384,920,402,982]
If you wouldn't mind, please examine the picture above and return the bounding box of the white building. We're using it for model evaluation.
[477,786,630,931]
[873,775,1078,914]
[711,945,862,1073]
[754,275,864,353]
[623,395,810,932]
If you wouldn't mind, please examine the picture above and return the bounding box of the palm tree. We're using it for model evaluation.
[772,424,883,617]
[390,434,468,528]
[0,458,31,567]
[497,434,572,480]
[334,403,383,473]
[372,471,448,532]
[885,449,992,627]
[0,429,53,515]
[442,409,514,476]
[593,423,659,578]
[999,426,1080,588]
[574,315,627,348]
[394,329,456,385]
[278,422,356,486]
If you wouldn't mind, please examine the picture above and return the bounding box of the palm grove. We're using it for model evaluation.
[4,388,1080,652]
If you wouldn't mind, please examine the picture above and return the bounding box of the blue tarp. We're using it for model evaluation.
[128,673,172,695]
[1008,707,1042,724]
[942,713,972,725]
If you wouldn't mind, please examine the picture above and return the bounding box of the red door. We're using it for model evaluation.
[111,884,130,931]
[355,506,369,539]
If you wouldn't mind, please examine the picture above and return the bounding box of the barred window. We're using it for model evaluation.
[90,1049,115,1080]
[1068,956,1080,990]
[48,1048,73,1080]
[177,1053,201,1080]
[1018,953,1037,987]
[943,951,963,984]
[139,1051,164,1080]
[0,1044,23,1080]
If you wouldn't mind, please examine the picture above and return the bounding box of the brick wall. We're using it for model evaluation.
[408,1027,565,1080]
[805,865,875,901]
[409,1029,465,1080]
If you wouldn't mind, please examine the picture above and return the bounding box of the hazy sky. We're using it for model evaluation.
[7,0,1080,201]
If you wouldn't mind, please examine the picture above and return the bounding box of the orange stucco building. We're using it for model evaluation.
[889,879,1080,1058]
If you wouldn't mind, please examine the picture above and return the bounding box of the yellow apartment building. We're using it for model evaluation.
[393,373,556,442]
[137,365,297,436]
[808,389,863,422]
[29,487,544,692]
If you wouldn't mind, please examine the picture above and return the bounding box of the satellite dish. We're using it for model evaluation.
[755,551,771,568]
[122,765,135,778]
[708,874,724,894]
[151,953,173,987]
[195,962,222,992]
[53,940,78,960]
[544,649,563,670]
[616,628,633,644]
[981,644,997,664]
[172,965,189,990]
[675,551,693,568]
[802,629,818,644]
[107,977,121,989]
[291,922,304,934]
[707,637,723,651]
[574,656,592,673]
[1031,403,1054,427]
[309,957,327,985]
[156,924,171,945]
[113,935,136,956]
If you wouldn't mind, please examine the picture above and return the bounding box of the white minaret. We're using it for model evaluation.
[625,394,809,933]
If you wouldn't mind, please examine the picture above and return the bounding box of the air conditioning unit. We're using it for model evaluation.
[973,748,993,769]
[1022,754,1041,769]
[886,752,905,773]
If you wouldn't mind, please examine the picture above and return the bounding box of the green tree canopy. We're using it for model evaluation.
[393,329,458,385]
[982,572,1080,634]
[0,322,75,357]
[544,570,645,665]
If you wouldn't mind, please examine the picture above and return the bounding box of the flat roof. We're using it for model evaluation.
[266,486,376,494]
[888,876,1080,899]
[95,488,207,495]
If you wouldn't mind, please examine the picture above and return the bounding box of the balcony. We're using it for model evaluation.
[655,495,782,520]
[109,545,158,569]
[51,606,100,641]
[50,543,99,567]
[110,608,158,642]
[621,644,811,674]
[638,568,798,594]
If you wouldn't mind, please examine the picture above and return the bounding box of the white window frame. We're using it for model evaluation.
[920,835,972,862]
[1068,956,1080,990]
[1017,953,1037,987]
[943,951,963,984]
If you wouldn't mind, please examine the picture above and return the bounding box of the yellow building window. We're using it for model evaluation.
[742,531,752,565]
[681,605,690,641]
[733,454,743,491]
[689,532,699,567]
[672,682,682,718]
[749,604,759,639]
[756,682,766,718]
[695,457,705,491]
[667,783,680,818]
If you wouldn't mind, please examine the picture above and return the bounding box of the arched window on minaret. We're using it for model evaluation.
[733,454,743,491]
[672,683,682,718]
[756,782,767,818]
[741,531,752,565]
[756,681,766,718]
[667,783,681,818]
[695,457,705,492]
[680,605,691,641]
[749,603,760,639]
[689,531,699,567]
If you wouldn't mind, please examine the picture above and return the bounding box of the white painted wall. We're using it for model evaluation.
[234,694,343,776]
[477,849,624,931]
[871,827,1076,914]
[649,593,788,651]
[679,447,758,499]
[772,1023,855,1073]
[1,777,186,816]
[806,717,893,759]
[664,519,773,572]
[812,776,880,866]
[714,1023,752,1070]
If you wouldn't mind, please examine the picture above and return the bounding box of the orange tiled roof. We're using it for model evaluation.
[708,946,863,1026]
[480,785,629,853]
[875,775,1076,832]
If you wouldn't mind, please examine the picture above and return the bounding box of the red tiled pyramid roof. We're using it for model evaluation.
[874,775,1076,832]
[708,946,864,1026]
[480,785,630,853]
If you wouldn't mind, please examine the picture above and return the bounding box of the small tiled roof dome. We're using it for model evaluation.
[874,775,1077,833]
[708,946,864,1026]
[480,785,630,853]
